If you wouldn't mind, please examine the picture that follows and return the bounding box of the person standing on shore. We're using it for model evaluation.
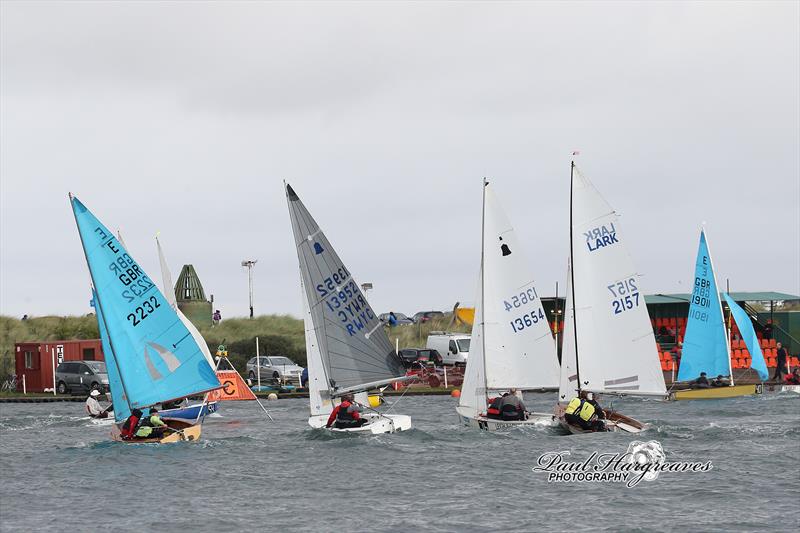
[772,342,788,382]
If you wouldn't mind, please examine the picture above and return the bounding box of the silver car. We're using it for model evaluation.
[246,356,304,385]
[55,360,110,395]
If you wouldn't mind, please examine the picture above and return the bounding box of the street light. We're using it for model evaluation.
[242,260,257,318]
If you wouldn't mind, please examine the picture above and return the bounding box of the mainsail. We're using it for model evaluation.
[285,183,405,399]
[723,293,768,381]
[71,195,221,410]
[569,164,666,396]
[676,229,730,381]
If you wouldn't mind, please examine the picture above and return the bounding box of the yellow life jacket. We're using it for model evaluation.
[565,397,596,422]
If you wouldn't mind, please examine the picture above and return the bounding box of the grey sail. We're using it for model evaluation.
[286,183,405,392]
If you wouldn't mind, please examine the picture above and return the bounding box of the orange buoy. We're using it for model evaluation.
[451,389,461,398]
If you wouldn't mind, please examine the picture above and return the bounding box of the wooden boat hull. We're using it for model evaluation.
[670,384,761,401]
[110,419,202,443]
[554,405,648,434]
[308,413,412,434]
[456,406,556,430]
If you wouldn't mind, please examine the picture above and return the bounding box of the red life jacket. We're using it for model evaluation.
[487,397,502,416]
[120,414,140,439]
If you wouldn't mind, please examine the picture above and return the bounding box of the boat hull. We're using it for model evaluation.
[308,413,411,434]
[670,384,761,401]
[110,420,202,443]
[160,401,219,421]
[554,405,648,434]
[456,407,556,430]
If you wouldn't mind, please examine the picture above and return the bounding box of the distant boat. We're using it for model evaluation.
[555,162,666,434]
[456,179,560,430]
[285,183,411,434]
[671,229,767,400]
[71,194,221,443]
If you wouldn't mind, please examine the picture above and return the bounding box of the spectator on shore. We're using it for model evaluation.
[772,342,788,382]
[388,311,398,327]
[763,320,773,340]
[21,314,28,321]
[212,310,222,326]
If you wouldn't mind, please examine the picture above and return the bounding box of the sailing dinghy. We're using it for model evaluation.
[671,229,767,400]
[456,180,560,430]
[555,163,667,434]
[285,184,411,434]
[71,195,221,443]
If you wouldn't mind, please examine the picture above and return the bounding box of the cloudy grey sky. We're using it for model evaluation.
[1,1,798,319]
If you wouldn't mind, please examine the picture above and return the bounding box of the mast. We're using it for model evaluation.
[725,277,735,386]
[704,226,734,386]
[569,162,581,392]
[480,178,489,395]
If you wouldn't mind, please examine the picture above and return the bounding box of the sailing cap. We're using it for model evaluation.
[90,390,101,397]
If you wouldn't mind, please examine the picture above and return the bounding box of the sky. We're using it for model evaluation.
[1,1,798,320]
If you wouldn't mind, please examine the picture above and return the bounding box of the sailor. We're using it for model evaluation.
[564,391,605,431]
[85,389,111,419]
[135,408,169,439]
[498,388,527,421]
[693,372,710,388]
[120,408,143,440]
[711,375,727,387]
[326,394,368,429]
[785,368,800,385]
[486,396,503,419]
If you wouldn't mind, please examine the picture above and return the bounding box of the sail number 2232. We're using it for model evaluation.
[608,278,640,315]
[127,296,161,327]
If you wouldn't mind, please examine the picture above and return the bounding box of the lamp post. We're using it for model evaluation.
[242,260,257,319]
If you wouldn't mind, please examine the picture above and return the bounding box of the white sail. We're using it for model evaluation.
[557,259,578,404]
[156,236,216,370]
[301,277,331,416]
[570,164,665,396]
[482,183,559,390]
[457,266,487,418]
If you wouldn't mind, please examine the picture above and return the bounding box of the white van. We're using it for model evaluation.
[426,332,470,366]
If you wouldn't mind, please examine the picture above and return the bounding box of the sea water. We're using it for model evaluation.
[0,392,798,532]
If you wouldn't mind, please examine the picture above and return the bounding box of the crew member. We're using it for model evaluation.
[135,408,169,439]
[120,408,143,440]
[499,388,527,421]
[563,391,605,431]
[785,368,800,385]
[85,389,112,419]
[486,395,503,419]
[711,375,727,387]
[693,372,710,388]
[326,394,368,429]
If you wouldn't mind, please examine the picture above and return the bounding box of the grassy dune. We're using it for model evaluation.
[0,313,471,377]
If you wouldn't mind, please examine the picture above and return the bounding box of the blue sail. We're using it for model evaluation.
[93,288,131,423]
[677,230,730,381]
[723,293,769,381]
[71,196,220,410]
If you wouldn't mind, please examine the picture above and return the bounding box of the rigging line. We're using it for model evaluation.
[383,381,411,415]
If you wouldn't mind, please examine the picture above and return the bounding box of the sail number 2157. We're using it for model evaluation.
[608,278,640,315]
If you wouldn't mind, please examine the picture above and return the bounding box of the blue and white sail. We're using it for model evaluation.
[723,293,769,381]
[71,195,221,411]
[677,229,731,381]
[93,287,131,423]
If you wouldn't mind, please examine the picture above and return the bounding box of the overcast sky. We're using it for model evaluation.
[1,1,798,320]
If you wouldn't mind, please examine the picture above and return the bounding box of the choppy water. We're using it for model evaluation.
[1,392,798,532]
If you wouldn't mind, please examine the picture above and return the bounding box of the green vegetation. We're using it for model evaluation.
[0,313,473,378]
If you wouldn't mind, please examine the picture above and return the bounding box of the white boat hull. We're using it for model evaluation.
[456,406,555,430]
[308,413,411,434]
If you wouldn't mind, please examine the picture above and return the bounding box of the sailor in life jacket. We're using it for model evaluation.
[487,389,528,421]
[120,408,143,440]
[134,408,169,439]
[85,389,112,419]
[326,393,368,429]
[564,391,606,431]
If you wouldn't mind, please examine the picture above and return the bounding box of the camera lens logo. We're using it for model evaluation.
[626,440,666,482]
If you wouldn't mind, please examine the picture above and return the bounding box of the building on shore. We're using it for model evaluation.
[14,339,104,393]
[175,264,213,328]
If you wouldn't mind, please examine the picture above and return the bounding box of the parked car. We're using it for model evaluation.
[55,360,109,395]
[378,312,414,325]
[246,356,304,385]
[412,310,445,323]
[397,348,444,368]
[426,333,470,366]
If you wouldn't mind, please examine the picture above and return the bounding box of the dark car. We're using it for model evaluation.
[397,348,443,368]
[412,311,445,323]
[55,360,109,395]
[378,312,414,325]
